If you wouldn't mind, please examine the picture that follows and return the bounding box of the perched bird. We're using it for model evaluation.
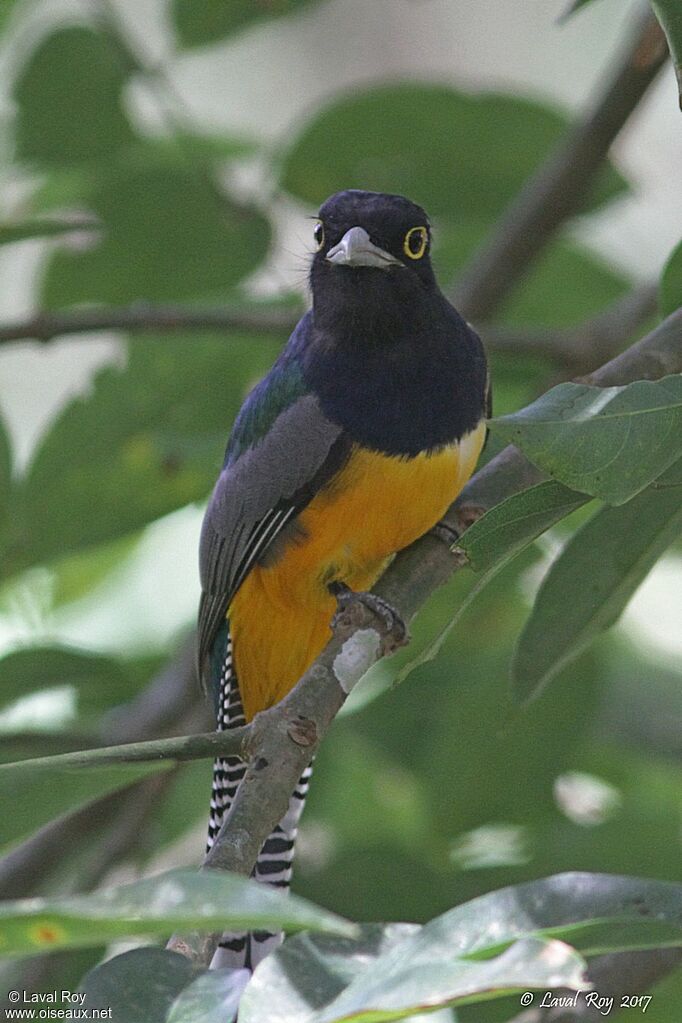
[198,189,489,971]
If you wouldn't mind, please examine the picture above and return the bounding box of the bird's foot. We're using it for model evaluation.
[328,582,409,655]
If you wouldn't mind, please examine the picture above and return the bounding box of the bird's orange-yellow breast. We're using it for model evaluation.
[230,422,486,720]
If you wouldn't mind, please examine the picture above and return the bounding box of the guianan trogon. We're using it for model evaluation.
[198,189,490,972]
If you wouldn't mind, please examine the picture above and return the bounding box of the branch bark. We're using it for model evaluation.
[167,306,682,967]
[451,7,668,322]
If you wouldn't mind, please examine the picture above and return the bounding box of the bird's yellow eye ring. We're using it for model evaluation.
[313,220,325,251]
[403,226,428,260]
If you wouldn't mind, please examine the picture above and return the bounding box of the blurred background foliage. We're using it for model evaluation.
[0,0,680,1016]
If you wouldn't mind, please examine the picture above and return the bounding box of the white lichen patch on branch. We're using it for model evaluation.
[332,628,381,694]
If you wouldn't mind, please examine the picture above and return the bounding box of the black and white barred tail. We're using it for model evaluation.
[207,623,312,972]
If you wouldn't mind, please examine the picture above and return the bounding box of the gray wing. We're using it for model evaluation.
[198,394,345,686]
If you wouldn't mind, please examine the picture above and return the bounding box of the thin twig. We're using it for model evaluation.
[451,7,668,321]
[0,727,247,773]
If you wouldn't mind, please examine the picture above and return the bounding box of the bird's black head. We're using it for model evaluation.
[309,190,438,339]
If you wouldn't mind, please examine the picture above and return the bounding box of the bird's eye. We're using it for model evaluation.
[403,226,428,260]
[313,220,325,251]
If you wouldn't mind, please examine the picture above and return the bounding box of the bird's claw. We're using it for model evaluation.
[329,582,408,655]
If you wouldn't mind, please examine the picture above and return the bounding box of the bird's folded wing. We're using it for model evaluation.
[198,392,346,684]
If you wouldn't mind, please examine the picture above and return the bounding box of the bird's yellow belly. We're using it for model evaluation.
[230,423,485,719]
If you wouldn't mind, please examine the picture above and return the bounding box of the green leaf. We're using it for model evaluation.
[42,164,270,306]
[489,374,682,505]
[656,455,682,486]
[318,937,583,1022]
[0,868,355,956]
[260,873,682,1023]
[660,239,682,317]
[173,0,325,47]
[239,925,420,1022]
[0,759,170,854]
[650,0,682,108]
[80,948,197,1023]
[389,482,589,693]
[280,84,625,218]
[0,645,141,714]
[242,932,583,1023]
[459,481,589,574]
[512,478,682,701]
[13,27,136,166]
[7,333,280,575]
[166,969,246,1023]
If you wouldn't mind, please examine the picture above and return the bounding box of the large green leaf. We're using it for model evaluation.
[166,969,248,1023]
[0,646,140,714]
[5,333,280,576]
[388,482,589,694]
[512,475,682,701]
[243,936,584,1023]
[660,239,682,316]
[13,27,136,166]
[240,925,419,1023]
[280,84,625,218]
[489,374,682,505]
[173,0,325,48]
[42,163,270,306]
[459,480,589,574]
[0,759,170,854]
[251,873,682,1023]
[0,868,354,956]
[650,0,682,108]
[80,948,197,1023]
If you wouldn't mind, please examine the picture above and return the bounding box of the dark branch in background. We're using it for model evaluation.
[167,308,682,968]
[0,303,297,345]
[481,284,657,374]
[451,7,668,322]
[0,285,657,376]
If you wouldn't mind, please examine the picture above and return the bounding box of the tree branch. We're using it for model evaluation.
[0,285,656,376]
[168,306,682,967]
[482,284,657,374]
[451,7,668,322]
[0,302,298,344]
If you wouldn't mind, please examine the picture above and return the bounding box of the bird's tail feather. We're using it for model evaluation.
[207,622,312,972]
